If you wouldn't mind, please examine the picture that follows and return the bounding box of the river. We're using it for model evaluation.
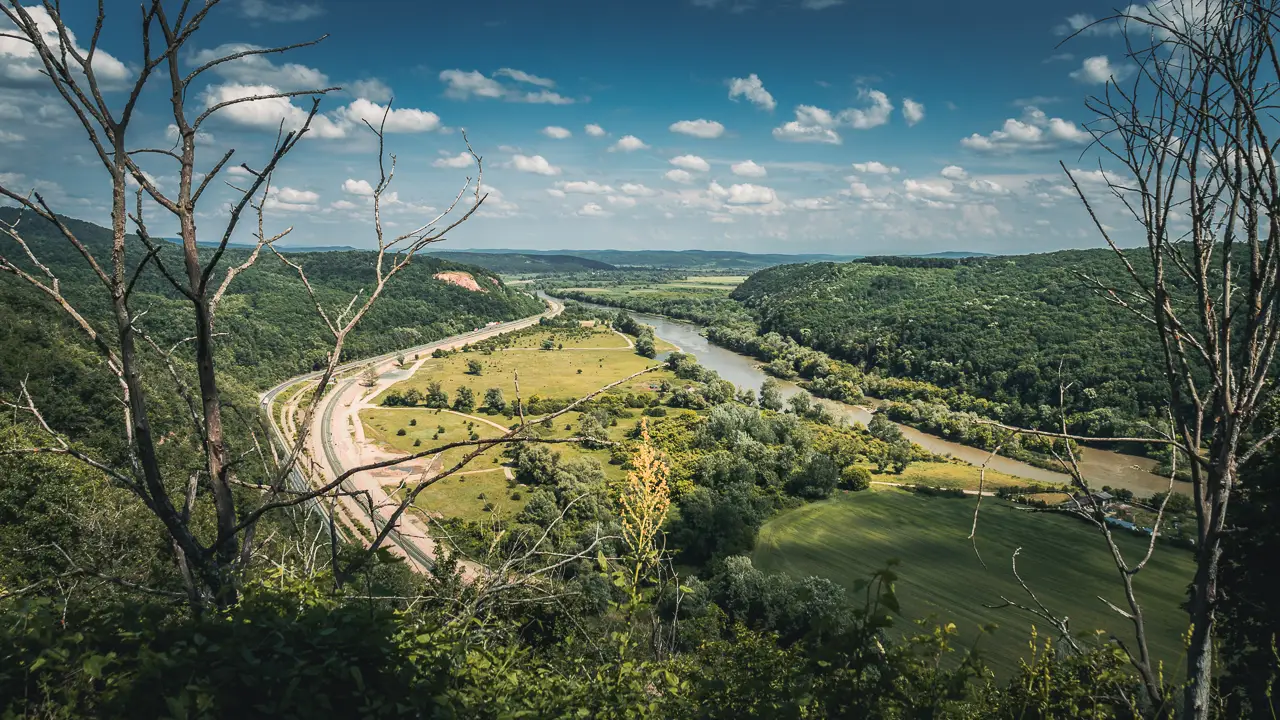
[547,293,1184,498]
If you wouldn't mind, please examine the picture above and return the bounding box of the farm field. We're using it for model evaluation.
[753,487,1196,675]
[376,325,674,401]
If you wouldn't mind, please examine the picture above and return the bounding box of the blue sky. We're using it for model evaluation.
[0,0,1146,254]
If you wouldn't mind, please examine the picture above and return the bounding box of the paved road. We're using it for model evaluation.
[261,296,564,571]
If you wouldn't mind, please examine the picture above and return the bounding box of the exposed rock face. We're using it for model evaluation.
[434,271,485,292]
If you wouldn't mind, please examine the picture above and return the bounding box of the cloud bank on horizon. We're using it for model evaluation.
[0,0,1150,255]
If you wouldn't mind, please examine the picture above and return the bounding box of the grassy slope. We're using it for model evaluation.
[754,488,1195,675]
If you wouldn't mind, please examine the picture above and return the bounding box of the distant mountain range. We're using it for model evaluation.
[164,240,994,270]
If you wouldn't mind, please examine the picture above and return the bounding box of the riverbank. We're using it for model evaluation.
[545,292,1182,498]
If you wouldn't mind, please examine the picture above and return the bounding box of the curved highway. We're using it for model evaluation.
[260,295,564,570]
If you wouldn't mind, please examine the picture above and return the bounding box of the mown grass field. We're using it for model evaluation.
[361,408,507,468]
[378,326,674,402]
[391,469,530,522]
[753,488,1195,675]
[892,459,1034,491]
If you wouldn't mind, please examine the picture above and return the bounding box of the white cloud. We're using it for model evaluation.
[903,178,957,200]
[1070,55,1134,84]
[902,98,925,126]
[237,0,324,22]
[585,124,606,137]
[773,105,842,144]
[1053,12,1120,37]
[432,152,474,169]
[494,68,555,87]
[665,169,695,184]
[839,88,893,129]
[439,69,573,104]
[731,160,767,178]
[0,6,130,89]
[0,129,27,143]
[966,179,1010,195]
[606,195,637,208]
[576,202,611,218]
[557,180,613,194]
[851,161,900,174]
[439,70,504,99]
[165,124,215,144]
[669,119,725,139]
[330,199,358,210]
[670,155,711,172]
[200,83,348,138]
[337,98,441,132]
[792,196,837,210]
[189,43,329,88]
[961,106,1091,153]
[620,183,658,196]
[542,126,572,139]
[719,182,776,205]
[844,182,874,199]
[342,179,374,196]
[349,78,392,103]
[512,154,561,176]
[612,135,648,152]
[727,73,776,111]
[227,166,253,178]
[477,184,519,218]
[941,165,968,180]
[265,186,320,212]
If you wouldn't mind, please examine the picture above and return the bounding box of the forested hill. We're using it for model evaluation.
[0,210,545,394]
[730,251,1173,431]
[427,250,617,273]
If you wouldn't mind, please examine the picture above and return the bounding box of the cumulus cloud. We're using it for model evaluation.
[1070,55,1134,84]
[731,160,767,178]
[773,89,894,144]
[201,83,348,138]
[188,43,329,88]
[585,124,606,137]
[1052,12,1120,37]
[493,68,555,87]
[165,124,215,143]
[439,69,573,104]
[557,180,613,194]
[542,126,572,139]
[665,169,695,184]
[903,178,957,200]
[713,182,776,205]
[0,6,130,89]
[670,155,711,172]
[432,152,474,169]
[670,119,725,139]
[727,73,776,111]
[336,99,441,132]
[841,88,894,129]
[576,202,611,217]
[512,154,561,176]
[902,98,925,126]
[265,186,320,212]
[611,135,648,152]
[792,196,837,210]
[620,183,658,196]
[342,178,374,196]
[843,182,874,199]
[961,106,1091,153]
[348,78,392,103]
[966,179,1010,195]
[237,0,324,22]
[773,105,842,144]
[851,161,900,174]
[606,195,637,208]
[941,165,968,180]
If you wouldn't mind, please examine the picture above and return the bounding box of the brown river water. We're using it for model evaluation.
[548,294,1187,498]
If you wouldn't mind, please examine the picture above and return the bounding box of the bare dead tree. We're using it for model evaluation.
[966,3,1280,716]
[1064,3,1280,717]
[0,2,498,609]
